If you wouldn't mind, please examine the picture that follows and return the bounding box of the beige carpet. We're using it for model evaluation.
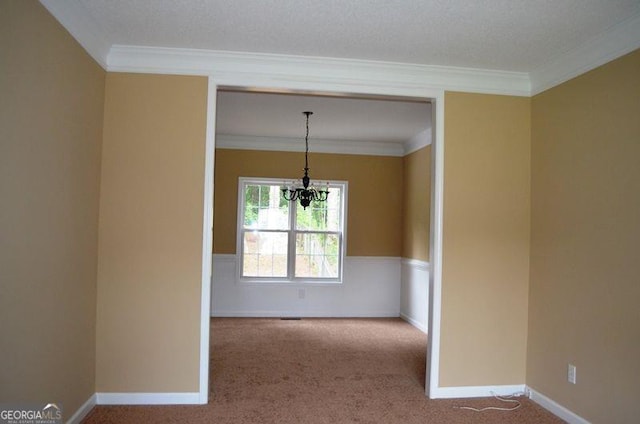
[83,318,563,423]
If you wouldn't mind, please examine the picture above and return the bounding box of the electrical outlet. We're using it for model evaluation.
[298,288,305,299]
[568,364,577,384]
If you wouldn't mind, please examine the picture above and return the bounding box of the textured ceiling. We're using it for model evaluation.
[54,0,639,143]
[216,91,431,143]
[77,0,640,72]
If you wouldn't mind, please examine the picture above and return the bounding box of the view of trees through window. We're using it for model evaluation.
[240,179,344,281]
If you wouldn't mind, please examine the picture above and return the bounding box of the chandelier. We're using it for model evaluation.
[281,111,329,209]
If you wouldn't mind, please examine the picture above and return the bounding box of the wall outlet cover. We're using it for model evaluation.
[568,364,577,384]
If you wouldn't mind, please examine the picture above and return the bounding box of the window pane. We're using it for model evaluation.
[295,233,339,278]
[242,231,288,277]
[243,184,289,230]
[295,187,341,231]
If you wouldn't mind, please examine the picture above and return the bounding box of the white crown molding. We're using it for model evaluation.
[404,129,432,155]
[39,0,110,69]
[42,0,640,97]
[530,10,640,95]
[216,134,405,157]
[107,45,531,96]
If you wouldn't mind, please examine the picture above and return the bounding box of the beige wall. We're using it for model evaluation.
[528,49,640,423]
[5,4,635,415]
[213,148,403,257]
[402,146,431,261]
[96,73,207,392]
[0,1,105,418]
[440,92,531,386]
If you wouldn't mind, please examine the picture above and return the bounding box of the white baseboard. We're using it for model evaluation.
[212,310,400,318]
[66,393,96,424]
[431,384,526,399]
[527,387,591,424]
[431,384,590,424]
[95,392,200,405]
[68,387,588,424]
[400,312,427,333]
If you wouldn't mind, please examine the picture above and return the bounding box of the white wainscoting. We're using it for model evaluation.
[211,255,401,317]
[400,258,430,333]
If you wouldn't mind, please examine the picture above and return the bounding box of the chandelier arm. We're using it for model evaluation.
[281,188,301,201]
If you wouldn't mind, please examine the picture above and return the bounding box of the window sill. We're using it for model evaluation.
[237,278,343,286]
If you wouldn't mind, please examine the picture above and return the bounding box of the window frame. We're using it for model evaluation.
[236,177,348,284]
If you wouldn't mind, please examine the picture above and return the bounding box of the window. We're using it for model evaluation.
[237,177,346,283]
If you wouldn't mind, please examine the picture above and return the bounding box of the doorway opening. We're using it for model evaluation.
[200,82,444,402]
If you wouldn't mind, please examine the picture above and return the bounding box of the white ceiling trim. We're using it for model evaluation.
[41,0,640,97]
[39,0,110,68]
[404,129,433,156]
[107,45,531,97]
[530,11,640,95]
[216,134,406,157]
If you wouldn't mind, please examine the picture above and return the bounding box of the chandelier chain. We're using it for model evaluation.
[281,110,329,209]
[304,111,311,172]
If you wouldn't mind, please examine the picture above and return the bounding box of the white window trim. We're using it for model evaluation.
[236,177,348,284]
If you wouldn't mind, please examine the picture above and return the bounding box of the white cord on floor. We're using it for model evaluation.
[454,391,524,412]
